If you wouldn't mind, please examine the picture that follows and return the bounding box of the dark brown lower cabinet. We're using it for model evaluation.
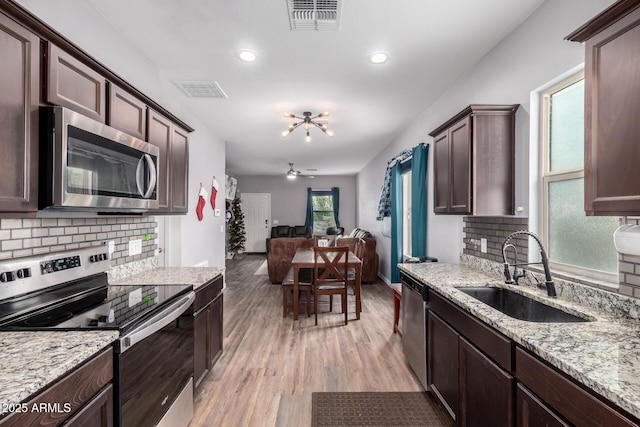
[0,347,113,427]
[428,288,640,427]
[459,337,514,427]
[193,276,224,391]
[516,347,639,427]
[517,383,569,427]
[63,384,113,427]
[428,311,459,420]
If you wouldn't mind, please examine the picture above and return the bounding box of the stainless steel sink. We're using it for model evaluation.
[456,287,590,323]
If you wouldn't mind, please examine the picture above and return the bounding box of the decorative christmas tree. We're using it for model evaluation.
[227,196,246,257]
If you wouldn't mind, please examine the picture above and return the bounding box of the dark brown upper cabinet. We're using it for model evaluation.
[171,126,189,213]
[148,109,189,214]
[429,105,519,215]
[107,83,147,140]
[567,1,640,216]
[0,13,39,214]
[46,42,106,122]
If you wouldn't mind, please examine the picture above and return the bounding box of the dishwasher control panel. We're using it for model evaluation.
[401,272,429,301]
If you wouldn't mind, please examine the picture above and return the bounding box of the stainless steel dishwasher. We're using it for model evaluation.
[401,258,436,390]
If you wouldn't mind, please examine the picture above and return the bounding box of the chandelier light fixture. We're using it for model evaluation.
[281,111,334,143]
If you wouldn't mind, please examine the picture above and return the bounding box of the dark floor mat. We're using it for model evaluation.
[311,391,453,426]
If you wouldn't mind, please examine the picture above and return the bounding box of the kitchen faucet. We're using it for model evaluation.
[502,243,525,284]
[501,230,557,297]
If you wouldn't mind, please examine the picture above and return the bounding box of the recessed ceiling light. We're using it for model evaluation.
[238,50,256,62]
[368,52,388,64]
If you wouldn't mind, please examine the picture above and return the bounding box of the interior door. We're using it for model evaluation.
[241,193,271,253]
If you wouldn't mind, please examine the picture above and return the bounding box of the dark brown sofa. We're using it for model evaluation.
[267,237,315,283]
[267,236,379,284]
[266,225,312,253]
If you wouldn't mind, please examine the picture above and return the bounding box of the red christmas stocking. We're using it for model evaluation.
[211,178,219,210]
[196,186,208,221]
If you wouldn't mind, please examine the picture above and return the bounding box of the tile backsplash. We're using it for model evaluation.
[0,217,157,265]
[618,217,640,297]
[463,216,529,265]
[463,216,640,297]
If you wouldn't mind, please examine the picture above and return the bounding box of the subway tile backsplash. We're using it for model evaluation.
[463,216,529,264]
[0,217,157,265]
[618,217,640,297]
[463,216,639,297]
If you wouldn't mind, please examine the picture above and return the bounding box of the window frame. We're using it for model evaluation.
[539,70,617,283]
[310,190,336,235]
[402,169,412,259]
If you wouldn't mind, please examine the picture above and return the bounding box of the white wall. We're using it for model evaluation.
[358,0,616,282]
[237,175,357,233]
[175,111,227,268]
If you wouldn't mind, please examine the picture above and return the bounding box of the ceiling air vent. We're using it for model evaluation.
[174,81,228,99]
[287,0,342,31]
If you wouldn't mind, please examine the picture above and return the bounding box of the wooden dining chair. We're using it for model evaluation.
[344,238,365,319]
[281,267,313,318]
[336,238,365,293]
[313,246,349,325]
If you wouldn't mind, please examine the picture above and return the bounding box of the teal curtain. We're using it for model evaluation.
[304,187,313,228]
[411,143,429,257]
[390,162,403,283]
[331,187,341,228]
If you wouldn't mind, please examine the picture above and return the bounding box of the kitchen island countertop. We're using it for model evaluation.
[399,262,640,420]
[0,331,119,416]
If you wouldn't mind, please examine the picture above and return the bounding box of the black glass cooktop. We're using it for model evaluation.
[0,273,192,332]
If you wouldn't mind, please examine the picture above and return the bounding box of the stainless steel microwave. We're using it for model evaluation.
[40,106,159,212]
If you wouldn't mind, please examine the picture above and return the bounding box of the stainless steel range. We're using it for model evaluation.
[0,247,195,427]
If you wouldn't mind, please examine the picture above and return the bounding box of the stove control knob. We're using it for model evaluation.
[17,268,31,279]
[0,271,15,282]
[89,255,95,263]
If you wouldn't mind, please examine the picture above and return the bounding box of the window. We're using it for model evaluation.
[541,72,618,281]
[402,170,412,258]
[311,191,336,234]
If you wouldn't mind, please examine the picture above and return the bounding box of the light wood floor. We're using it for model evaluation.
[191,254,423,426]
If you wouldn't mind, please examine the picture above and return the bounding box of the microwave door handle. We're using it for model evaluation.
[143,154,157,199]
[136,154,157,199]
[135,156,145,197]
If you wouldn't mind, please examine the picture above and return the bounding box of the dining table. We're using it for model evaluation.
[290,247,362,321]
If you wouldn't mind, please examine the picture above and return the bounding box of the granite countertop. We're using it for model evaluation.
[0,331,119,416]
[398,262,640,420]
[110,267,225,290]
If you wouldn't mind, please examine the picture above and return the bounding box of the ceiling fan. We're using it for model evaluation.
[286,162,314,179]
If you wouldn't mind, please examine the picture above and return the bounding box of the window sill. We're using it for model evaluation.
[526,264,618,293]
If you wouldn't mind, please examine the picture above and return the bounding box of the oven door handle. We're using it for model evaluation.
[119,291,195,353]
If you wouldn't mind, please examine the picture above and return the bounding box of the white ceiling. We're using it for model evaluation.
[19,0,546,177]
